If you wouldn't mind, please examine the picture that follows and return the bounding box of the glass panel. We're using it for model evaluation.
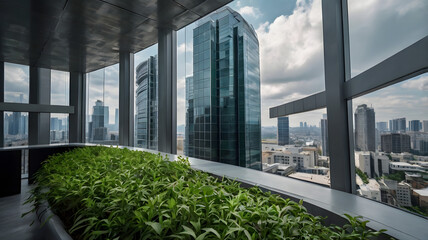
[86,64,119,144]
[134,44,158,149]
[50,70,69,105]
[4,63,29,103]
[3,111,28,146]
[180,0,324,171]
[50,113,69,143]
[348,0,428,77]
[263,109,330,187]
[352,73,428,217]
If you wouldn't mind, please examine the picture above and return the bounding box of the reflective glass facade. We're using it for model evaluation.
[277,117,289,146]
[135,55,158,150]
[185,7,261,170]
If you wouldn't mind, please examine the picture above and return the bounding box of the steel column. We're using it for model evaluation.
[0,62,4,147]
[28,67,51,145]
[119,52,134,146]
[158,28,177,154]
[322,0,353,193]
[69,72,86,143]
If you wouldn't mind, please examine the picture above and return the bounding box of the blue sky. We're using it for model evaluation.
[4,0,427,128]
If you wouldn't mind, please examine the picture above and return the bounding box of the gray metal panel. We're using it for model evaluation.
[0,62,3,147]
[322,0,352,193]
[29,67,51,145]
[0,103,74,113]
[118,52,134,146]
[344,36,428,99]
[0,0,232,73]
[69,72,84,143]
[269,92,326,118]
[157,28,177,154]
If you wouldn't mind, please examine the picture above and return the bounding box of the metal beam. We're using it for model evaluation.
[0,103,74,113]
[28,67,51,145]
[0,62,4,147]
[119,52,134,146]
[158,28,177,154]
[322,0,352,193]
[269,91,326,118]
[344,36,428,99]
[69,72,85,143]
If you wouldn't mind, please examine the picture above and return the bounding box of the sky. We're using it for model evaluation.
[3,0,427,129]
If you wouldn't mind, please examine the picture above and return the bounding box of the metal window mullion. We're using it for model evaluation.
[322,0,352,193]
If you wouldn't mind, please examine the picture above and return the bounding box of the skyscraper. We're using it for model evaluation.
[409,120,420,132]
[185,7,261,170]
[90,100,108,141]
[115,108,119,131]
[381,133,411,153]
[135,55,158,150]
[320,114,329,156]
[423,120,428,133]
[376,122,388,132]
[354,104,375,151]
[389,118,406,133]
[277,117,289,146]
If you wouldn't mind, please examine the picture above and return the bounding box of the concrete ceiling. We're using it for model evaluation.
[0,0,232,73]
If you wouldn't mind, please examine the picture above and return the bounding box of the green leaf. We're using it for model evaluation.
[202,228,221,239]
[145,221,162,235]
[181,225,197,239]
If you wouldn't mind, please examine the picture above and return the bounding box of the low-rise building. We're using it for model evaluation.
[397,182,412,207]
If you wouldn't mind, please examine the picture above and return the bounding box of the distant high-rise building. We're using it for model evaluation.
[381,133,411,153]
[185,7,261,170]
[320,114,329,156]
[300,122,303,128]
[115,108,119,131]
[277,117,289,146]
[90,100,109,141]
[304,122,307,128]
[8,112,21,135]
[424,120,428,133]
[354,104,376,152]
[51,118,60,131]
[135,55,158,150]
[409,120,420,132]
[376,122,388,132]
[389,118,406,133]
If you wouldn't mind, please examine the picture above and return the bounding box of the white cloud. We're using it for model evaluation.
[255,0,324,126]
[238,6,261,19]
[402,75,428,91]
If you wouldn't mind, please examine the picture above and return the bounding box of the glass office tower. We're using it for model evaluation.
[185,7,262,170]
[277,117,289,146]
[135,55,158,149]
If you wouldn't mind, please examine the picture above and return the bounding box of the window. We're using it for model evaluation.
[263,109,330,186]
[352,73,428,217]
[179,0,325,172]
[3,111,28,147]
[348,0,428,77]
[134,44,158,149]
[86,64,119,144]
[50,70,69,144]
[4,63,29,103]
[50,70,69,106]
[50,113,69,144]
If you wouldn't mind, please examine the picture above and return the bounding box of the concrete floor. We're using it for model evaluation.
[0,180,44,240]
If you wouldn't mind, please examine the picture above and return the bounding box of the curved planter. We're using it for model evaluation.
[36,201,73,240]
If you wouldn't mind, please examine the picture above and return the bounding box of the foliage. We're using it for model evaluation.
[383,172,405,182]
[25,146,386,239]
[356,168,369,184]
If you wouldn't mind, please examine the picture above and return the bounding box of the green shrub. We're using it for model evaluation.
[25,146,386,239]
